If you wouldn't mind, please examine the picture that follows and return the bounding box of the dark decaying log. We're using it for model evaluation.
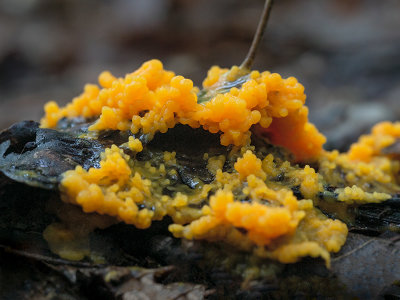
[1,121,400,299]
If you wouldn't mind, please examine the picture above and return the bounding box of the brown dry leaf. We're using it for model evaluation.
[64,265,209,300]
[332,232,400,299]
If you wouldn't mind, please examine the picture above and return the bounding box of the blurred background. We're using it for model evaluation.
[0,0,399,150]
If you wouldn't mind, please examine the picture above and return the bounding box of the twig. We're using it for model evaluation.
[240,0,274,70]
[389,235,400,246]
[0,244,102,268]
[332,239,374,262]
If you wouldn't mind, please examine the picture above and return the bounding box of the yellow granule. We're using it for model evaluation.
[287,165,323,200]
[234,150,266,180]
[348,121,400,162]
[41,59,325,161]
[163,151,176,163]
[127,136,143,152]
[202,66,230,87]
[206,155,226,175]
[336,185,391,204]
[261,154,290,178]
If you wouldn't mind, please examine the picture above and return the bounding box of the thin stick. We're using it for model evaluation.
[331,239,374,262]
[240,0,274,70]
[0,244,101,268]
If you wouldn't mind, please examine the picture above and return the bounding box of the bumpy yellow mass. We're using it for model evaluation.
[41,59,325,161]
[348,121,400,162]
[40,59,400,267]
